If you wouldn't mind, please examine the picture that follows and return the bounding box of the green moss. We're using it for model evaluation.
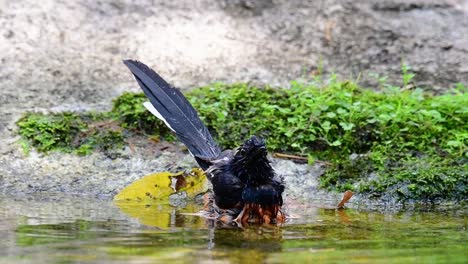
[17,113,124,155]
[73,122,124,156]
[17,112,86,153]
[359,156,467,202]
[16,76,467,201]
[321,154,467,201]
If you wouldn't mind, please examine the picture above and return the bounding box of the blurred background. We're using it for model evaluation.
[1,0,467,145]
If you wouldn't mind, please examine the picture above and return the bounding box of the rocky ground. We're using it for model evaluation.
[1,0,467,204]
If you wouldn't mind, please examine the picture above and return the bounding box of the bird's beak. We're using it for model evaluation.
[254,146,267,156]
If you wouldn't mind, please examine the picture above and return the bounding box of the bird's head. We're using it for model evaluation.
[234,135,267,163]
[231,135,274,184]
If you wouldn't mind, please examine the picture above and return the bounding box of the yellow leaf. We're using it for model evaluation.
[173,169,209,198]
[113,168,208,203]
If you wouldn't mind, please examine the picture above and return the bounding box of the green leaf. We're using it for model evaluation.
[330,140,342,146]
[339,122,355,131]
[321,121,331,131]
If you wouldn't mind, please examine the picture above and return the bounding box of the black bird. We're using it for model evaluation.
[123,60,285,224]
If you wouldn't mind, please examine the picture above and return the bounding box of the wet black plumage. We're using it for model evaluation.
[123,60,285,224]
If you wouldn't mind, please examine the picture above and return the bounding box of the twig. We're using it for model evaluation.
[336,190,354,209]
[272,152,332,165]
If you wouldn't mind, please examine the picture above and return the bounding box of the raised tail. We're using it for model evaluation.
[123,60,221,169]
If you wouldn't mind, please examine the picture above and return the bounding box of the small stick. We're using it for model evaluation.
[336,190,353,209]
[272,153,332,165]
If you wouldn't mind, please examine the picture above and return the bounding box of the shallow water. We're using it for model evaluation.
[0,194,466,264]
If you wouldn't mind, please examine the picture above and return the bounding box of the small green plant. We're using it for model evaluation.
[401,61,415,87]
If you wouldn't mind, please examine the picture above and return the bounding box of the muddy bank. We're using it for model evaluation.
[1,0,467,203]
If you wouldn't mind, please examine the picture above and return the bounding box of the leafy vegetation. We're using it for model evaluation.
[189,78,466,158]
[17,112,86,153]
[16,70,467,201]
[17,112,124,155]
[187,77,467,202]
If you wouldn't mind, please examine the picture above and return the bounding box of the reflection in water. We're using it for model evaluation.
[114,199,287,255]
[0,194,466,263]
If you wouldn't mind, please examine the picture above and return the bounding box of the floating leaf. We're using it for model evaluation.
[113,168,208,203]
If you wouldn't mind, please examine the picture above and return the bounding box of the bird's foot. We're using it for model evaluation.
[233,203,285,225]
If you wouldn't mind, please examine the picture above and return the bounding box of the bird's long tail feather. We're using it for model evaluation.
[123,60,221,169]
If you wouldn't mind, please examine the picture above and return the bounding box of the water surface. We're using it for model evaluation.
[0,194,466,263]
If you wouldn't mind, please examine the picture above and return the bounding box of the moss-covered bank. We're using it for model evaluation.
[17,77,467,202]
